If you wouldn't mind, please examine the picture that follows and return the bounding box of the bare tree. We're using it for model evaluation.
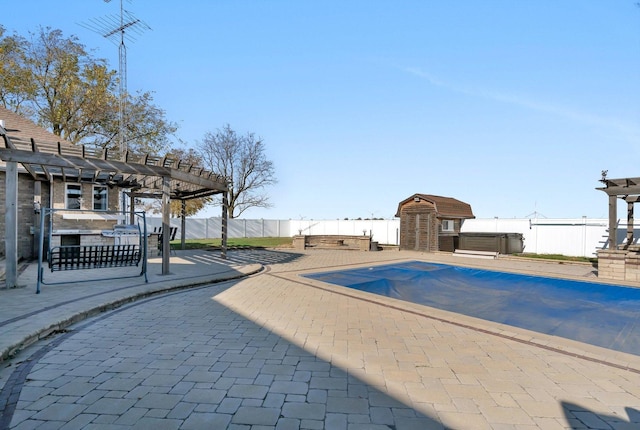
[198,124,276,218]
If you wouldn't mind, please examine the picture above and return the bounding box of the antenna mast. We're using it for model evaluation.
[81,0,150,159]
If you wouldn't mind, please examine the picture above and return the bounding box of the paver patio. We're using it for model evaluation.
[0,248,639,429]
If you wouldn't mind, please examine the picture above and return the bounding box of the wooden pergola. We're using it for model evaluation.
[0,124,228,289]
[596,174,640,250]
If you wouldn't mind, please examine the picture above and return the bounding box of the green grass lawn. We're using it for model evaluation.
[171,237,293,249]
[512,253,597,265]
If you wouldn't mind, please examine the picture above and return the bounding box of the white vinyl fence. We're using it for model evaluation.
[146,218,290,240]
[460,218,610,257]
[146,216,638,258]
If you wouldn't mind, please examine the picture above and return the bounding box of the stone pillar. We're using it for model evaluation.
[597,249,626,280]
[293,236,306,250]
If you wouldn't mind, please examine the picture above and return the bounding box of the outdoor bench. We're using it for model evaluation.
[48,244,141,272]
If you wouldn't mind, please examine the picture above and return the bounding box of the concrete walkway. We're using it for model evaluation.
[1,248,639,429]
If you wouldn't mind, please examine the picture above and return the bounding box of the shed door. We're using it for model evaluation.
[402,212,431,251]
[418,214,431,251]
[401,212,417,250]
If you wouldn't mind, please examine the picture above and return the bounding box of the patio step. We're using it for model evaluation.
[453,249,499,259]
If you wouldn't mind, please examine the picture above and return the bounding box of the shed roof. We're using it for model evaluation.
[395,194,475,219]
[0,106,227,200]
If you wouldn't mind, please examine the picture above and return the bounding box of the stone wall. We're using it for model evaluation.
[0,172,46,260]
[293,235,373,251]
[51,181,120,231]
[597,248,640,282]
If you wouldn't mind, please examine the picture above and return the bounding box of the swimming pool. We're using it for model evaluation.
[303,261,640,356]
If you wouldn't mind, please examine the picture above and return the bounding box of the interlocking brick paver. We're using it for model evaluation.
[114,408,149,427]
[232,406,280,425]
[275,417,300,430]
[31,403,86,422]
[182,412,232,429]
[181,388,225,404]
[227,384,269,399]
[281,402,325,420]
[269,380,308,395]
[84,398,136,415]
[133,393,181,410]
[328,396,370,414]
[300,419,324,429]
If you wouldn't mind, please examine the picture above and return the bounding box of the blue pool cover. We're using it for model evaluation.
[303,261,640,356]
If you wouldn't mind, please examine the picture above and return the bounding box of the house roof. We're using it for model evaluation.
[0,106,78,149]
[395,194,475,219]
[0,106,227,200]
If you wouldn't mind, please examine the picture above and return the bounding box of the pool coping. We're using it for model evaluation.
[277,257,640,375]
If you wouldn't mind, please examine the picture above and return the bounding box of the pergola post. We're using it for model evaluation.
[33,180,41,260]
[626,200,634,249]
[181,199,186,250]
[4,161,18,289]
[608,194,617,250]
[129,192,135,225]
[161,175,171,275]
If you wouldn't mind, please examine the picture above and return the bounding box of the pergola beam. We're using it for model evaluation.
[597,177,640,196]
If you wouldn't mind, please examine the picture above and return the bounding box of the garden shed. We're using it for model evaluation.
[395,194,474,252]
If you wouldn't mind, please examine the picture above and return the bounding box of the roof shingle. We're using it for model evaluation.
[395,193,474,219]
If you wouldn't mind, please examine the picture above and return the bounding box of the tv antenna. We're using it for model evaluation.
[80,0,151,158]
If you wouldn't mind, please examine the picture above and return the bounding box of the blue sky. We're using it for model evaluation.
[6,1,640,220]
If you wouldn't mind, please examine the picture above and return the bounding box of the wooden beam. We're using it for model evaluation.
[1,135,38,179]
[0,148,228,193]
[169,168,227,191]
[597,177,640,196]
[0,148,167,177]
[31,139,52,181]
